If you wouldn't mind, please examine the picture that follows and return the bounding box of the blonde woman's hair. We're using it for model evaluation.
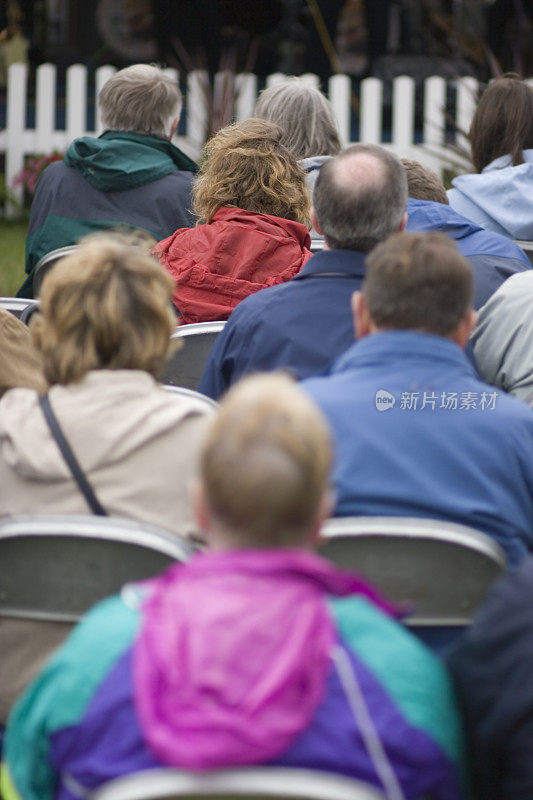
[99,64,182,139]
[254,76,342,159]
[193,118,311,225]
[32,237,176,385]
[201,373,332,547]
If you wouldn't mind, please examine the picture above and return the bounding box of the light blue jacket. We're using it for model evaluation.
[448,150,533,240]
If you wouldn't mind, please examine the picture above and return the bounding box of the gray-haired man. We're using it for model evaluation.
[20,64,197,298]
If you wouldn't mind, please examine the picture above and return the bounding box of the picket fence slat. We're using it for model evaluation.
[456,76,478,153]
[235,73,257,121]
[185,69,209,150]
[328,74,351,147]
[66,64,87,144]
[392,76,415,156]
[5,62,27,213]
[2,62,479,217]
[36,64,56,154]
[423,76,446,147]
[359,77,382,144]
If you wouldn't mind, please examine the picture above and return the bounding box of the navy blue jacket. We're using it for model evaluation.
[198,249,366,400]
[303,331,533,566]
[449,557,533,800]
[406,199,531,309]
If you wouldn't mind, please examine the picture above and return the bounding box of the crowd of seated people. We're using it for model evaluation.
[4,67,533,800]
[1,375,466,800]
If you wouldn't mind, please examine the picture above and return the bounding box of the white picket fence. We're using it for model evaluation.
[0,62,479,216]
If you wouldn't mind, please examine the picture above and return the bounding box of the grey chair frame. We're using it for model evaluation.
[163,384,219,410]
[0,297,39,319]
[0,514,194,624]
[33,245,80,296]
[514,240,533,266]
[320,516,506,626]
[162,321,226,391]
[90,767,386,800]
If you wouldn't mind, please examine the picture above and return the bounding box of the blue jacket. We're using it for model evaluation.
[406,199,530,309]
[199,249,366,400]
[447,150,533,241]
[302,331,533,566]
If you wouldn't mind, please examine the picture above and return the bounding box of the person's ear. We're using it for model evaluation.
[452,309,478,349]
[189,478,210,533]
[352,291,372,339]
[310,206,323,235]
[169,116,179,141]
[398,211,408,232]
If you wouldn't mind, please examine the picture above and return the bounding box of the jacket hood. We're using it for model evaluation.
[64,131,197,192]
[0,371,192,480]
[154,207,312,323]
[448,149,533,240]
[407,198,484,240]
[133,549,399,769]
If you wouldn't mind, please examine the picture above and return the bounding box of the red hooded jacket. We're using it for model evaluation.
[153,207,312,323]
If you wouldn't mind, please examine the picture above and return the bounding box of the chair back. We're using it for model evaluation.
[89,767,386,800]
[319,516,505,626]
[33,245,80,296]
[0,297,39,320]
[161,322,226,391]
[0,514,194,623]
[163,384,219,410]
[514,240,533,266]
[310,238,325,253]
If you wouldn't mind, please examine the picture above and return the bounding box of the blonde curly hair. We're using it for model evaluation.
[193,118,311,226]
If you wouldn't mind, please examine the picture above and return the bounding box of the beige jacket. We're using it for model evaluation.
[0,369,212,536]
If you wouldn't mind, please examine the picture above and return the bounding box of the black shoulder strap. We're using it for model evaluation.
[38,393,108,517]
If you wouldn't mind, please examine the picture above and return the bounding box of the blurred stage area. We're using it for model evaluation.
[1,0,532,81]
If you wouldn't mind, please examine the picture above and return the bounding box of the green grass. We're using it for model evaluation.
[0,218,29,296]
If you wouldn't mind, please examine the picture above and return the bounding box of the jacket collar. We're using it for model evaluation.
[406,198,483,241]
[332,331,477,377]
[292,248,367,281]
[211,207,311,248]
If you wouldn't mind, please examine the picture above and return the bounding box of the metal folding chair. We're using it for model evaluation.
[89,767,386,800]
[0,297,39,320]
[33,245,80,296]
[320,516,505,627]
[162,322,226,391]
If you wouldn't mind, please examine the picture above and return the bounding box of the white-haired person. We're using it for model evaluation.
[2,374,466,800]
[20,64,197,298]
[254,75,342,197]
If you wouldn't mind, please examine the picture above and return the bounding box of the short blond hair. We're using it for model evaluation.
[32,238,176,385]
[193,118,311,225]
[201,374,332,547]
